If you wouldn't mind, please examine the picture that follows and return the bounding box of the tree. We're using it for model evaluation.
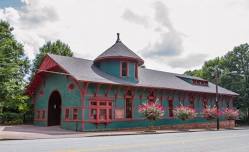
[0,20,30,124]
[184,43,249,123]
[30,40,73,79]
[222,44,249,122]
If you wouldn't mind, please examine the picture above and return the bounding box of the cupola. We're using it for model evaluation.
[94,33,144,82]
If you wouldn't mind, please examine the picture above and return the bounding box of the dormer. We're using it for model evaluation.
[94,33,144,82]
[177,75,209,87]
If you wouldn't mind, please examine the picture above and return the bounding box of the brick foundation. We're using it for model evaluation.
[116,120,235,131]
[157,120,235,130]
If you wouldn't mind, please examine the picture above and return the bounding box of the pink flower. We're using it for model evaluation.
[202,106,219,120]
[174,105,197,121]
[138,101,165,121]
[223,108,239,120]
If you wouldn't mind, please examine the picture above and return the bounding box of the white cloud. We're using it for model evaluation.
[0,0,249,74]
[122,1,184,58]
[153,1,174,31]
[122,9,150,28]
[167,53,207,68]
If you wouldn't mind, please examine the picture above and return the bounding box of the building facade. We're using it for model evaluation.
[27,34,238,131]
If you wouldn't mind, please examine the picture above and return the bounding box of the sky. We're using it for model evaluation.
[0,0,249,74]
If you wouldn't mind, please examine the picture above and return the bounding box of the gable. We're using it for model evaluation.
[26,55,70,96]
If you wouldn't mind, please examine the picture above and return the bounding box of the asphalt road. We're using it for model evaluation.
[1,129,249,152]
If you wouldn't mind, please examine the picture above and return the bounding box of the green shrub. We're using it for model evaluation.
[0,112,24,125]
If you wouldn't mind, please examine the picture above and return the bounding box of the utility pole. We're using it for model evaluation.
[215,67,220,130]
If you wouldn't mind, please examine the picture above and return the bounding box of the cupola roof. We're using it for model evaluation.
[94,33,144,65]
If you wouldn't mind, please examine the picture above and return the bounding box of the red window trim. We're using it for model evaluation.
[35,109,46,121]
[64,108,70,120]
[73,108,79,120]
[120,61,129,77]
[89,97,112,124]
[124,96,133,119]
[63,107,81,122]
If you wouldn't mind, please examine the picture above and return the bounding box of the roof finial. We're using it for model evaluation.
[116,33,120,43]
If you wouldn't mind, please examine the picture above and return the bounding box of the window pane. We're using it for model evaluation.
[91,109,97,120]
[108,102,112,106]
[109,109,112,119]
[125,99,132,118]
[135,64,138,78]
[100,102,106,106]
[73,108,78,120]
[91,102,97,106]
[42,111,45,119]
[121,62,127,76]
[168,100,174,117]
[65,109,69,120]
[99,109,107,120]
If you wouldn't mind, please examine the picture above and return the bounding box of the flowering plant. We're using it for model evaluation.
[174,105,197,121]
[202,106,219,120]
[223,108,239,120]
[138,101,164,121]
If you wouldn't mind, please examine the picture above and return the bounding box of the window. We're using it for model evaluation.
[148,91,155,103]
[90,109,97,120]
[168,99,174,117]
[109,109,112,119]
[42,110,45,120]
[65,108,70,120]
[121,62,128,77]
[135,63,138,79]
[189,96,195,109]
[73,108,78,120]
[226,101,230,108]
[203,99,208,108]
[125,98,132,118]
[89,97,112,123]
[99,109,107,120]
[179,96,185,106]
[37,111,40,119]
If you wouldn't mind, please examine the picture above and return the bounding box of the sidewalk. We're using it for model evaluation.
[0,125,247,140]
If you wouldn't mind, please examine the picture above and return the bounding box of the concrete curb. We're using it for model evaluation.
[2,128,246,141]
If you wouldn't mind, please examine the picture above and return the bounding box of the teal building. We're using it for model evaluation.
[27,33,238,131]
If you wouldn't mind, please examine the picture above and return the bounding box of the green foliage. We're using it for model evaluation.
[30,40,73,79]
[0,20,30,124]
[184,43,249,123]
[0,112,24,125]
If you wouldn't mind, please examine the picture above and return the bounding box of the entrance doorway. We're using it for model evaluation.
[48,91,62,126]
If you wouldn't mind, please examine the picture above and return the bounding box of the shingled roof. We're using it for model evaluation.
[48,54,238,96]
[94,33,144,65]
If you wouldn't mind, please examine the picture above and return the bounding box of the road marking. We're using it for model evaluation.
[55,133,249,152]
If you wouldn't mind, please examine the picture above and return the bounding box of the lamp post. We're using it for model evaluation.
[215,67,220,130]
